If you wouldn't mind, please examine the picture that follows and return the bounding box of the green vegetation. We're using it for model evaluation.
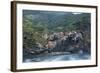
[23,10,91,51]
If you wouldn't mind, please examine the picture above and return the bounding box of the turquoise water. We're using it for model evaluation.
[23,53,90,63]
